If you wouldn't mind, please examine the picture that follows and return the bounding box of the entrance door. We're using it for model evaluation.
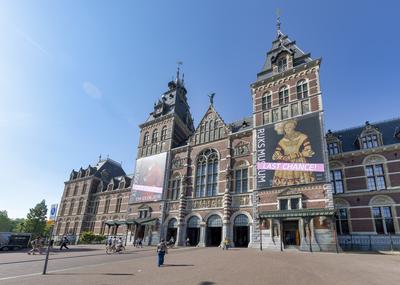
[233,214,250,247]
[206,215,222,247]
[282,221,300,248]
[186,216,200,246]
[166,219,178,243]
[137,225,145,240]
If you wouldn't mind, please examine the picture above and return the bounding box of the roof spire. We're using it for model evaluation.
[98,154,102,162]
[176,61,183,83]
[276,8,282,36]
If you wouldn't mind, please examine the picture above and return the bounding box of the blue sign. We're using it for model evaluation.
[49,204,58,221]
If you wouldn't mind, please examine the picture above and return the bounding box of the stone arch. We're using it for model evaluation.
[203,211,223,223]
[363,154,386,165]
[329,160,345,169]
[334,198,350,208]
[184,213,203,224]
[369,195,395,206]
[230,211,253,225]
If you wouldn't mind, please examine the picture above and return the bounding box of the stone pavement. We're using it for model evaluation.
[1,246,399,285]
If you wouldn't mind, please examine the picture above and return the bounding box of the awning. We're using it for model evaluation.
[136,217,158,226]
[105,220,115,226]
[259,208,335,219]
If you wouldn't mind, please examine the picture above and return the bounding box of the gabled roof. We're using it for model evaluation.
[229,116,253,133]
[330,118,400,152]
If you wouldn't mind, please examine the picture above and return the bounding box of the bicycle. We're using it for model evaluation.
[106,245,125,254]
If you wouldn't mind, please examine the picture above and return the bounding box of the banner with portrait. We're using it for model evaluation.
[129,152,168,203]
[256,112,326,189]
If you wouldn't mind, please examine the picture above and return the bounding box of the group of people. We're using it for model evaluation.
[133,238,143,248]
[107,236,124,253]
[27,236,60,255]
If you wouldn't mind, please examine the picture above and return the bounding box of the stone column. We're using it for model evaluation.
[177,177,188,246]
[198,222,206,247]
[223,188,232,245]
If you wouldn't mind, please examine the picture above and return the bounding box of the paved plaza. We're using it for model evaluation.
[0,245,399,285]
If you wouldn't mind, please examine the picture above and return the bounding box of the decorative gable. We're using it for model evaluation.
[358,121,383,149]
[192,105,229,145]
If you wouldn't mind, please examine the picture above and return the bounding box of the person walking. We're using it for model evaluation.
[27,237,39,255]
[59,236,70,250]
[157,239,168,267]
[186,237,190,246]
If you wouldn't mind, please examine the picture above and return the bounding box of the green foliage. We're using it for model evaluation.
[11,219,26,232]
[21,200,48,237]
[0,210,12,231]
[79,231,106,244]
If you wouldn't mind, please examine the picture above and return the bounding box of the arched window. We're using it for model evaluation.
[170,175,181,200]
[207,215,222,227]
[104,197,110,213]
[277,57,287,72]
[68,200,75,216]
[61,203,67,216]
[152,129,158,143]
[64,221,70,234]
[82,183,87,195]
[195,149,219,197]
[73,185,78,196]
[188,216,200,228]
[65,186,70,197]
[296,80,308,99]
[115,196,122,213]
[161,126,167,141]
[369,196,396,234]
[93,199,100,214]
[143,132,149,146]
[234,214,249,226]
[234,162,248,193]
[278,86,289,105]
[77,199,84,215]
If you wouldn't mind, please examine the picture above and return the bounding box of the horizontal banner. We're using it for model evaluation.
[132,184,162,193]
[257,162,325,172]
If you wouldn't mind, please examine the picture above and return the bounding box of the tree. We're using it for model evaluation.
[10,218,25,232]
[0,210,12,232]
[22,200,48,237]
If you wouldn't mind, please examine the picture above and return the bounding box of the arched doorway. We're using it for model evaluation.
[186,216,200,246]
[233,214,249,247]
[206,215,222,246]
[166,218,178,242]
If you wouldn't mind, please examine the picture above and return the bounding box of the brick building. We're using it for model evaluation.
[54,22,400,251]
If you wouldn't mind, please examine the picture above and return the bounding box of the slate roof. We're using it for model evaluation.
[256,33,313,82]
[330,118,400,152]
[230,116,253,133]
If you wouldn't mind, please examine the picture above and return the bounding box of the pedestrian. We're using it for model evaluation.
[49,239,54,249]
[156,239,168,267]
[59,236,70,250]
[37,237,44,254]
[133,239,137,247]
[27,237,39,255]
[186,237,190,246]
[138,238,143,248]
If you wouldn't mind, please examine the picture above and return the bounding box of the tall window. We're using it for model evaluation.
[277,57,287,72]
[291,103,299,117]
[68,200,75,216]
[330,170,344,194]
[73,185,78,196]
[61,203,66,216]
[296,80,308,99]
[161,126,167,141]
[335,208,350,234]
[115,197,122,213]
[328,142,340,155]
[64,221,70,235]
[278,198,300,210]
[195,149,219,197]
[151,129,158,143]
[170,177,181,200]
[301,100,310,114]
[272,109,279,122]
[262,93,272,110]
[235,166,248,193]
[278,86,289,105]
[65,186,70,197]
[263,112,270,124]
[373,206,395,234]
[93,200,100,214]
[361,134,379,149]
[77,199,84,215]
[82,183,87,195]
[143,132,149,146]
[366,164,386,190]
[100,221,106,235]
[104,198,110,213]
[281,106,289,120]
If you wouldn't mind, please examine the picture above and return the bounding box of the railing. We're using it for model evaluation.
[338,234,400,251]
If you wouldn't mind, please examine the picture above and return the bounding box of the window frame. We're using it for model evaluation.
[365,164,386,191]
[195,149,219,197]
[330,169,344,194]
[234,165,248,194]
[296,80,309,100]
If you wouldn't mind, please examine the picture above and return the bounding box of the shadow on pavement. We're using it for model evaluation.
[162,264,194,267]
[198,282,215,285]
[48,272,135,276]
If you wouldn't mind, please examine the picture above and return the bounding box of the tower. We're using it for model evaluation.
[251,18,336,251]
[127,68,195,245]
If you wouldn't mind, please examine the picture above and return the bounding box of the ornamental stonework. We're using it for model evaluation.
[187,197,223,210]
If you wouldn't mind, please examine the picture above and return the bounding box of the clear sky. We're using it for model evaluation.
[1,1,399,219]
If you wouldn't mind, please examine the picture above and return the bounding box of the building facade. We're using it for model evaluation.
[54,24,400,251]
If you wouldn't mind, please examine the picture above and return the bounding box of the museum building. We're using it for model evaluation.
[54,22,400,251]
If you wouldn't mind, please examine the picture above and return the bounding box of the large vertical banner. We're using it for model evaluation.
[256,113,326,189]
[129,152,168,203]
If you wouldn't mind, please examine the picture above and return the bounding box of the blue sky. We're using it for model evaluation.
[1,1,399,218]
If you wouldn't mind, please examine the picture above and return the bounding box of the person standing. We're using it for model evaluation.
[156,239,168,267]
